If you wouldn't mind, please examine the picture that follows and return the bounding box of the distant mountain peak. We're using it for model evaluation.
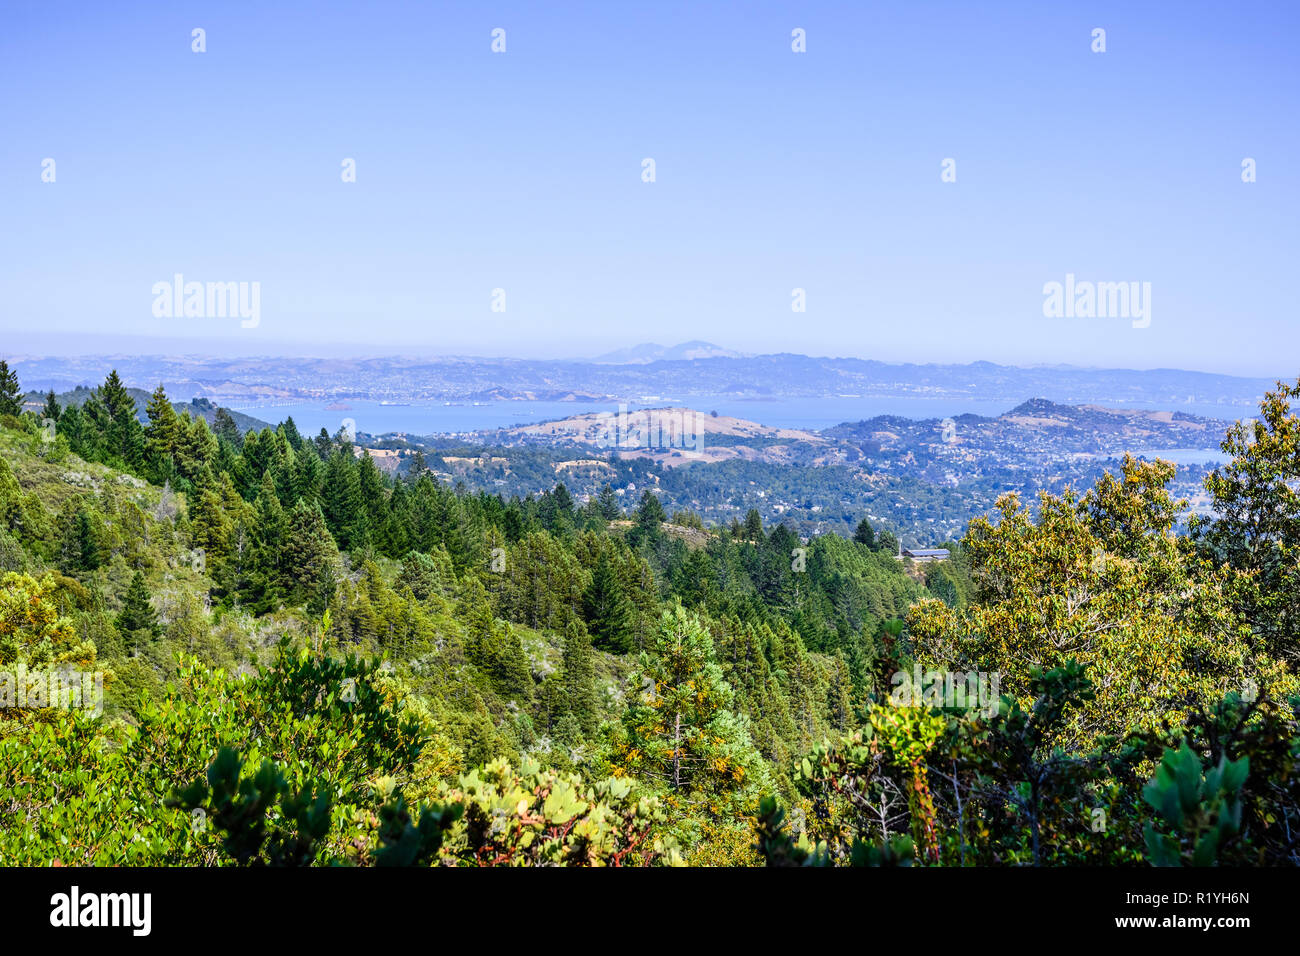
[591,341,745,364]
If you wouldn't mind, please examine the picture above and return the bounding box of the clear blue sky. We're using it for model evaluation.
[1,0,1296,375]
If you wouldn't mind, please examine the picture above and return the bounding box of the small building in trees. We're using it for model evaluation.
[901,548,950,563]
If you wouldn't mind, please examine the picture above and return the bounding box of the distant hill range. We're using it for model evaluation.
[22,386,270,434]
[591,341,747,364]
[4,344,1278,410]
[482,397,1232,471]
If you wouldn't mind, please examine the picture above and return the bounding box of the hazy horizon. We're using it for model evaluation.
[2,330,1293,383]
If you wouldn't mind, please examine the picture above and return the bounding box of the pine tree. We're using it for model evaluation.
[854,518,876,549]
[614,605,766,802]
[458,576,531,697]
[282,499,340,607]
[41,390,60,423]
[582,549,634,652]
[634,490,666,542]
[244,472,287,611]
[743,508,764,541]
[65,508,103,572]
[0,361,20,417]
[596,484,621,520]
[291,446,325,505]
[395,550,443,601]
[145,384,181,474]
[322,448,366,550]
[118,570,161,652]
[280,416,303,450]
[560,624,599,737]
[551,482,575,517]
[408,450,427,478]
[212,406,242,447]
[97,371,145,469]
[187,468,233,565]
[175,414,218,481]
[356,453,389,550]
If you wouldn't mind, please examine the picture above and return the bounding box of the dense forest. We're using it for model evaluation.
[1,359,1299,866]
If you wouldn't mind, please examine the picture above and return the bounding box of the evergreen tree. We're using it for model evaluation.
[322,448,366,550]
[582,549,634,653]
[356,453,389,551]
[408,450,427,478]
[632,490,666,547]
[0,361,20,417]
[175,414,218,482]
[854,518,876,549]
[613,605,767,801]
[97,371,145,469]
[187,468,234,565]
[595,483,621,520]
[560,625,599,737]
[145,384,181,476]
[63,508,103,572]
[245,472,288,611]
[281,499,341,607]
[459,576,531,697]
[291,446,325,505]
[280,416,303,450]
[118,570,161,652]
[550,483,575,522]
[212,406,242,447]
[41,390,60,423]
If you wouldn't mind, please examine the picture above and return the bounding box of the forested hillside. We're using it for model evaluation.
[2,361,1299,867]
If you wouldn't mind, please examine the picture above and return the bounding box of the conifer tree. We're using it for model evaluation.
[145,384,181,474]
[0,361,20,417]
[245,472,287,611]
[390,551,428,600]
[63,507,103,572]
[118,570,161,652]
[281,499,340,607]
[98,370,145,468]
[582,549,634,653]
[614,605,766,802]
[322,448,366,550]
[212,406,242,447]
[595,483,621,520]
[356,453,389,549]
[176,414,218,481]
[560,624,599,737]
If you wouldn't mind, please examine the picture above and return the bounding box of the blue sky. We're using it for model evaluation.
[1,0,1296,375]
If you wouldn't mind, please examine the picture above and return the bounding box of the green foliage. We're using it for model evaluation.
[117,570,160,652]
[3,376,1300,868]
[582,548,633,652]
[171,747,333,866]
[1143,742,1248,867]
[0,362,21,417]
[754,794,913,867]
